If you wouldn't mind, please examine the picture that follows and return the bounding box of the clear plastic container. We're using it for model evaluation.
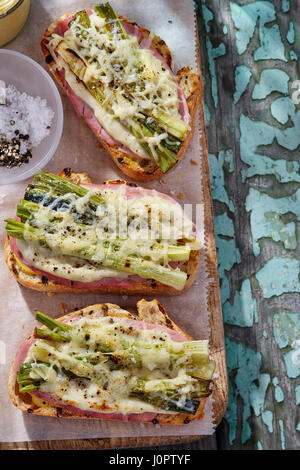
[0,0,31,47]
[0,50,63,185]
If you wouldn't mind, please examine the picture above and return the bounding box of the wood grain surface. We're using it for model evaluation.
[195,0,300,451]
[0,64,227,453]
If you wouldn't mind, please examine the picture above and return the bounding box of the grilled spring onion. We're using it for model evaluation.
[33,171,104,208]
[56,44,178,172]
[17,360,203,414]
[17,360,88,393]
[35,310,71,331]
[34,328,69,343]
[7,171,197,289]
[17,171,194,259]
[21,194,98,226]
[33,312,215,379]
[68,10,91,40]
[129,118,177,174]
[93,3,189,140]
[15,199,192,262]
[17,362,47,393]
[75,349,143,370]
[129,378,211,414]
[17,311,214,414]
[6,218,188,290]
[94,3,128,39]
[25,171,102,223]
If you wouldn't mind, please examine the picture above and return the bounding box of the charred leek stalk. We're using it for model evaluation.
[15,199,191,262]
[5,218,188,290]
[58,4,189,172]
[17,311,214,415]
[93,3,189,139]
[94,3,128,39]
[33,312,215,379]
[6,172,199,290]
[56,44,178,172]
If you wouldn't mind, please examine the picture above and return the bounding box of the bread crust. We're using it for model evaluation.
[5,170,200,296]
[40,12,202,181]
[8,300,207,425]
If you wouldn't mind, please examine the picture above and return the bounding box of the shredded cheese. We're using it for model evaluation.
[47,10,185,159]
[24,316,199,414]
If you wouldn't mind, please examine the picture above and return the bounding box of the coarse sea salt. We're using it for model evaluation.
[0,84,54,155]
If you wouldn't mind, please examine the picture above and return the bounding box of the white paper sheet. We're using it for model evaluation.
[0,0,215,442]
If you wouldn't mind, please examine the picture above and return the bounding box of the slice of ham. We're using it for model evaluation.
[14,313,187,420]
[122,21,143,42]
[83,181,183,206]
[48,10,190,156]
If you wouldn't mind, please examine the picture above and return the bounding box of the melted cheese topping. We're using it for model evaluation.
[18,186,200,285]
[54,55,149,158]
[24,316,199,414]
[63,12,180,118]
[47,10,185,159]
[16,240,129,283]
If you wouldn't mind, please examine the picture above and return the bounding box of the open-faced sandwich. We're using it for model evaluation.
[5,169,200,295]
[9,299,214,423]
[41,3,202,181]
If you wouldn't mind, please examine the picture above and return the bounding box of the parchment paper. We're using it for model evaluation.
[0,0,215,442]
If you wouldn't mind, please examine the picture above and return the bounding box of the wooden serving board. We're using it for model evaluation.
[0,3,228,450]
[0,93,228,453]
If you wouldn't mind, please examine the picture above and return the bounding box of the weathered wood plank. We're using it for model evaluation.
[0,1,227,450]
[197,0,300,450]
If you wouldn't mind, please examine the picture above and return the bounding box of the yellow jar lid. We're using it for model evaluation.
[0,1,20,16]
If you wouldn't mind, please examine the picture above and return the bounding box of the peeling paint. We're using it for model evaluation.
[287,21,295,44]
[204,103,211,127]
[257,440,263,449]
[279,419,286,449]
[200,0,300,448]
[230,1,287,61]
[262,409,274,433]
[240,113,300,183]
[209,151,235,210]
[215,212,241,304]
[252,69,289,99]
[225,337,270,444]
[245,187,300,256]
[296,384,300,405]
[290,50,298,61]
[234,65,252,103]
[282,0,291,13]
[256,258,300,298]
[201,0,226,108]
[223,278,258,327]
[273,311,300,378]
[272,377,285,403]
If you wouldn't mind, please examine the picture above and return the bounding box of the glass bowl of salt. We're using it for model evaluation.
[0,50,63,184]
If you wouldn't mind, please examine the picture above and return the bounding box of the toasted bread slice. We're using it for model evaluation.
[9,299,208,424]
[5,170,200,296]
[41,13,202,181]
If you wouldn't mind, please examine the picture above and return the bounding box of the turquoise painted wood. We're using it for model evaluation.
[195,0,300,450]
